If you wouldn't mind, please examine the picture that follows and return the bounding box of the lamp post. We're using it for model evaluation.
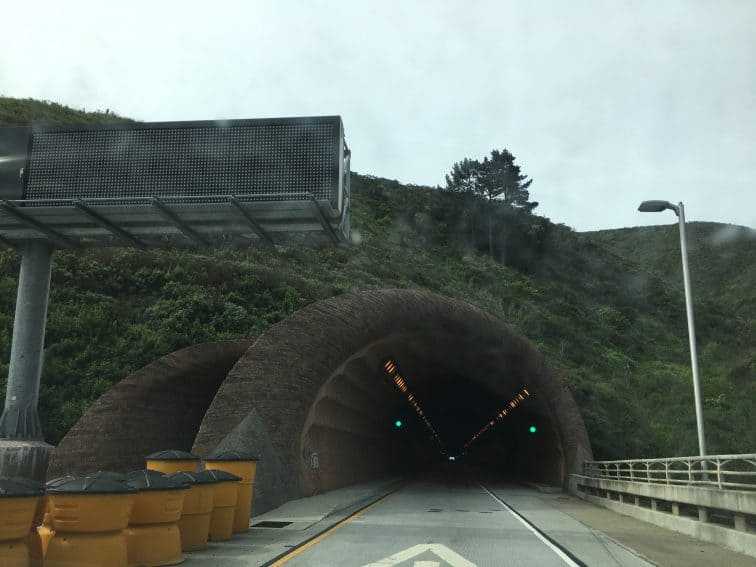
[638,200,707,458]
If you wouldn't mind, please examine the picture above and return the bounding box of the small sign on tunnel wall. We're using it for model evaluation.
[309,452,320,469]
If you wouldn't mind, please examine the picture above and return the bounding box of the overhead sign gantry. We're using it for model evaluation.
[0,116,350,248]
[0,116,351,461]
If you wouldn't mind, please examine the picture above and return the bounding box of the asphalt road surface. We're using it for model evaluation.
[270,477,646,567]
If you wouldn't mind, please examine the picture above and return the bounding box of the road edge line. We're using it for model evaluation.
[480,482,587,567]
[263,488,399,566]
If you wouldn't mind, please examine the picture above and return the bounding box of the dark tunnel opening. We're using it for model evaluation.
[298,329,575,495]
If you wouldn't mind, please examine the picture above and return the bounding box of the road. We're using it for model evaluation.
[268,476,650,566]
[186,471,753,566]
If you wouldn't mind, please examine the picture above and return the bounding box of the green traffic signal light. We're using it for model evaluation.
[529,425,537,434]
[394,420,403,428]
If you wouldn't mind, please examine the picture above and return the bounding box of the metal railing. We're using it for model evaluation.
[583,454,756,490]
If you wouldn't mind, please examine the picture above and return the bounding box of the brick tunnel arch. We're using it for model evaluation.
[47,340,253,478]
[193,290,592,507]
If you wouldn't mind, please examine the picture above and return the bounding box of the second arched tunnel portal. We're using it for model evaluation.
[52,290,593,515]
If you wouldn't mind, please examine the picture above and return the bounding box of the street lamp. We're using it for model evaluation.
[638,200,707,458]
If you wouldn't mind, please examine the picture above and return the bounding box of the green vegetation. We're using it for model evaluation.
[445,148,537,259]
[0,96,132,127]
[0,98,753,458]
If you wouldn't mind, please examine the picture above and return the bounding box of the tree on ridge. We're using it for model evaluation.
[445,149,537,257]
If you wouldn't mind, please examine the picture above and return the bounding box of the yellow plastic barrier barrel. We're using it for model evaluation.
[145,450,200,474]
[31,475,75,566]
[0,476,44,567]
[204,451,258,533]
[25,485,51,567]
[124,469,189,567]
[165,471,218,552]
[204,469,241,541]
[45,472,136,567]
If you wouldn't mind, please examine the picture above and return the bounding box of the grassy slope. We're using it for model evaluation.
[0,97,132,126]
[583,224,756,454]
[0,98,753,458]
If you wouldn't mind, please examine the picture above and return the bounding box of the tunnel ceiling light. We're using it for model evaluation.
[463,388,531,450]
[382,357,446,453]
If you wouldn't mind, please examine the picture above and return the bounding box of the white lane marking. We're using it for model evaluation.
[361,543,477,567]
[480,484,581,567]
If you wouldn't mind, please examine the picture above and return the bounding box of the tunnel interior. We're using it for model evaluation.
[299,329,572,494]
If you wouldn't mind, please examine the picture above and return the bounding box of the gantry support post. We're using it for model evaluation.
[0,240,56,480]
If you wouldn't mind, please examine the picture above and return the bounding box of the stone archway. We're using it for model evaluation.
[192,290,592,505]
[48,340,253,477]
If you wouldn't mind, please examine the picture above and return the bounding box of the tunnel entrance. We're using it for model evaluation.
[51,290,590,515]
[193,290,592,510]
[297,329,569,494]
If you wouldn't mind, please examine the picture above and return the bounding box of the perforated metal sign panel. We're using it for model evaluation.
[24,117,341,206]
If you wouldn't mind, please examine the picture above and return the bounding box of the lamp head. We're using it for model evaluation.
[638,200,672,212]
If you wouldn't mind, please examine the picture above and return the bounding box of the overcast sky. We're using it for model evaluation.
[1,0,754,231]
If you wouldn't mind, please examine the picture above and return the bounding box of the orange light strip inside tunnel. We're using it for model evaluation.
[463,388,530,449]
[382,359,445,452]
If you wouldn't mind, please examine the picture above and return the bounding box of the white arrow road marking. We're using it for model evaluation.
[361,543,477,567]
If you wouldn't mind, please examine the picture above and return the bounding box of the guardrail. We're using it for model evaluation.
[583,454,756,490]
[573,454,756,557]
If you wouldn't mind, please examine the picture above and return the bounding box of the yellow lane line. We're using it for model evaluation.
[269,490,398,566]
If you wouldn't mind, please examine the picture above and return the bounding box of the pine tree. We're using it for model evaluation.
[445,149,537,257]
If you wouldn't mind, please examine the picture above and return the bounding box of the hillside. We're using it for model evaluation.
[584,223,755,348]
[584,224,755,395]
[1,98,753,459]
[0,96,131,127]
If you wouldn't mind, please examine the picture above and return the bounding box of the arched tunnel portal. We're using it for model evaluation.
[48,340,254,478]
[49,290,592,515]
[192,290,592,509]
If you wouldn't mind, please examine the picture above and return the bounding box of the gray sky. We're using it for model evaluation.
[1,0,754,231]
